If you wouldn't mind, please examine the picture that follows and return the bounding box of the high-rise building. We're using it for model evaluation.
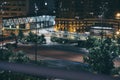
[55,0,75,18]
[75,0,94,19]
[55,0,96,19]
[55,0,116,19]
[0,0,29,17]
[0,0,29,28]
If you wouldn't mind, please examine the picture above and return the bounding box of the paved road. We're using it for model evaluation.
[15,44,86,62]
[0,61,119,80]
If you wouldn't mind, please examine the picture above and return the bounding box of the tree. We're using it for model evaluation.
[104,37,112,45]
[10,32,16,39]
[18,30,24,40]
[116,36,120,44]
[26,31,37,43]
[26,32,46,44]
[38,34,46,44]
[9,50,29,63]
[0,48,13,61]
[84,38,118,74]
[85,36,100,49]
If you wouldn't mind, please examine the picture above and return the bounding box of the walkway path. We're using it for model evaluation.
[0,61,119,80]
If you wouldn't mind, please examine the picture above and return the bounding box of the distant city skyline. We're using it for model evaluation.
[0,0,120,18]
[28,0,120,19]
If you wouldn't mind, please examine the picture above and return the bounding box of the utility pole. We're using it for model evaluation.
[99,2,108,42]
[34,3,39,62]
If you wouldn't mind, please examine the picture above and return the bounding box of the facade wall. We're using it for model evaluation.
[55,0,96,18]
[2,15,55,35]
[0,0,29,29]
[55,0,116,19]
[55,18,119,37]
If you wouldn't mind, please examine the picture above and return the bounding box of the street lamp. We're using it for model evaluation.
[115,12,120,30]
[116,30,120,37]
[14,25,19,48]
[1,27,4,49]
[99,2,108,41]
[34,3,39,62]
[45,2,47,6]
[116,31,120,35]
[115,13,120,20]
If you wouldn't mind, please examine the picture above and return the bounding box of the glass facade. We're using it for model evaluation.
[2,15,55,35]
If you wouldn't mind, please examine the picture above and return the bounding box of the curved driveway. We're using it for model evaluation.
[15,44,86,62]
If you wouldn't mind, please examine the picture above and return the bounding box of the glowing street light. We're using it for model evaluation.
[115,13,120,19]
[116,31,120,35]
[115,12,120,30]
[45,2,47,6]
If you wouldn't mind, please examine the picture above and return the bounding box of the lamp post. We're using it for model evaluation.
[99,2,108,42]
[116,13,120,30]
[34,3,38,62]
[115,13,120,40]
[1,27,4,49]
[115,13,120,19]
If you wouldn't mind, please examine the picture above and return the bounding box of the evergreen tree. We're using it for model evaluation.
[85,36,100,49]
[0,49,13,61]
[10,32,16,39]
[84,38,118,74]
[18,30,24,40]
[38,34,46,44]
[26,31,37,43]
[9,50,29,63]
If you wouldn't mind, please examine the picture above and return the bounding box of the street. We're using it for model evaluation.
[14,44,86,62]
[0,61,118,80]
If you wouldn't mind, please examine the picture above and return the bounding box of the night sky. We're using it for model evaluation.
[29,0,55,16]
[28,0,120,18]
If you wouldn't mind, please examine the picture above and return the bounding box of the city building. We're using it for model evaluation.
[55,0,116,19]
[55,0,75,18]
[0,0,56,36]
[0,0,29,30]
[53,0,120,39]
[54,18,120,39]
[2,15,55,35]
[55,0,97,18]
[1,0,120,37]
[75,0,95,19]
